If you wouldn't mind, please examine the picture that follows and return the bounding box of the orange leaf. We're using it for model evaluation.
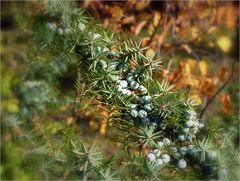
[220,94,232,115]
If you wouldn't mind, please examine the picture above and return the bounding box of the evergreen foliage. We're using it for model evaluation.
[1,1,239,180]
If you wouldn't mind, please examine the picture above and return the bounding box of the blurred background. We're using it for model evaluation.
[1,0,239,179]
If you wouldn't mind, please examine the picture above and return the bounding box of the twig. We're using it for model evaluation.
[199,60,236,119]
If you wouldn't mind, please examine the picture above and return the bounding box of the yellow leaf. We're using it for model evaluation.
[110,6,123,18]
[146,48,154,57]
[187,58,197,73]
[191,94,202,105]
[199,60,208,76]
[217,36,232,53]
[100,122,107,135]
[136,0,150,10]
[153,12,161,27]
[185,62,191,74]
[188,78,199,87]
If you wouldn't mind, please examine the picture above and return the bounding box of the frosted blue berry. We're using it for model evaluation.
[129,81,139,90]
[130,109,138,118]
[187,144,195,150]
[157,141,164,148]
[185,120,193,127]
[170,147,178,153]
[159,122,166,130]
[156,159,163,166]
[177,159,187,169]
[57,28,64,35]
[118,80,128,88]
[141,117,150,125]
[173,152,181,159]
[150,122,157,129]
[118,63,128,72]
[126,73,134,82]
[198,123,204,129]
[206,151,217,161]
[143,104,153,112]
[129,104,138,110]
[78,22,86,31]
[161,154,170,163]
[163,138,171,146]
[121,89,132,96]
[116,85,122,92]
[46,22,56,31]
[179,147,187,155]
[153,149,161,157]
[140,95,152,104]
[178,134,186,141]
[190,127,198,134]
[138,110,147,118]
[147,153,156,161]
[138,85,148,94]
[182,127,190,134]
[192,121,199,127]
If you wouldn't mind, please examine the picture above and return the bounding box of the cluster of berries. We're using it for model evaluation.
[147,138,171,167]
[46,22,71,34]
[178,109,204,142]
[46,22,87,35]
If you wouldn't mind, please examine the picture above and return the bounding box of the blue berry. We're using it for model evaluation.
[147,153,156,161]
[170,147,178,153]
[177,159,187,169]
[116,85,122,92]
[206,151,216,161]
[161,154,170,163]
[140,95,152,104]
[185,120,193,127]
[138,85,148,94]
[78,22,85,31]
[163,138,171,146]
[129,104,138,110]
[141,117,150,125]
[190,127,198,134]
[198,123,204,129]
[173,152,181,159]
[130,109,138,118]
[156,159,163,166]
[150,122,158,129]
[157,141,164,148]
[118,80,128,88]
[179,147,187,155]
[121,89,132,96]
[182,127,190,134]
[138,110,147,118]
[129,81,139,90]
[57,28,64,35]
[178,134,186,141]
[126,73,134,81]
[46,22,56,31]
[153,149,161,157]
[143,104,153,112]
